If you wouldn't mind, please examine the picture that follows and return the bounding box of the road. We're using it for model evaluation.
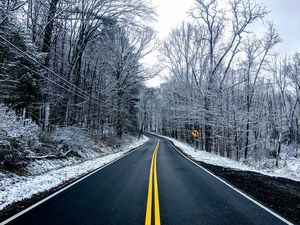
[2,134,291,225]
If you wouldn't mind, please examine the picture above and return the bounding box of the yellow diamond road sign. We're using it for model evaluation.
[191,129,199,138]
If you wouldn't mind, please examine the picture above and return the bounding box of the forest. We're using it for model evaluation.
[0,0,156,136]
[0,0,158,168]
[0,0,299,168]
[140,0,300,164]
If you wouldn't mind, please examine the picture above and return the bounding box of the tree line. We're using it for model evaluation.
[0,0,156,138]
[140,0,300,163]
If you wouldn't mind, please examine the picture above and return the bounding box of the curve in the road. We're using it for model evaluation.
[1,134,293,225]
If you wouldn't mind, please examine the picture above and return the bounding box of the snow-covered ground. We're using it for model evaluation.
[156,134,300,182]
[0,135,148,211]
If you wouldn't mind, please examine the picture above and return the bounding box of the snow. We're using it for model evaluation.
[0,105,39,141]
[0,135,148,211]
[155,133,300,182]
[49,127,106,158]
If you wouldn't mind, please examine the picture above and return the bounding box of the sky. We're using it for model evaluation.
[262,0,300,54]
[144,0,300,87]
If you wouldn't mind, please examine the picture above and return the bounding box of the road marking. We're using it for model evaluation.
[145,140,161,225]
[165,138,293,225]
[153,144,161,225]
[1,138,151,225]
[145,146,155,225]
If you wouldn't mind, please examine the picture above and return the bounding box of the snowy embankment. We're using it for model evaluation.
[0,134,148,211]
[155,133,300,182]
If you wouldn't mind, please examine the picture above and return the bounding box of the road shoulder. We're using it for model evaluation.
[165,136,300,225]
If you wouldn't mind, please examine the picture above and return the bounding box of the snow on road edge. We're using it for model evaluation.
[152,133,300,182]
[0,135,149,211]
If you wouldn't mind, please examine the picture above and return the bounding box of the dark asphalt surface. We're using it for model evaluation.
[4,134,289,225]
[157,137,289,225]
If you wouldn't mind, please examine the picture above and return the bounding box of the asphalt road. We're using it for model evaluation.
[3,134,291,225]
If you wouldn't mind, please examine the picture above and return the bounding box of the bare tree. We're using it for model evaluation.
[189,0,268,152]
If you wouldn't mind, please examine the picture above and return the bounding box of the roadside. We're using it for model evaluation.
[197,162,300,225]
[0,135,149,222]
[154,133,300,225]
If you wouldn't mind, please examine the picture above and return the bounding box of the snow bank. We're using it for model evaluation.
[156,134,300,182]
[0,105,39,141]
[0,135,148,211]
[50,127,102,158]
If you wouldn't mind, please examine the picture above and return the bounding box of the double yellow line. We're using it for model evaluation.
[145,140,161,225]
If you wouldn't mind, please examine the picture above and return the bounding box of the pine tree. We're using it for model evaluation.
[0,1,43,119]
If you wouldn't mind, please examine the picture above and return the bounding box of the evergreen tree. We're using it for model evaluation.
[0,1,42,118]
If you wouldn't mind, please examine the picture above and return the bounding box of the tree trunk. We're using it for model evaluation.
[41,0,59,66]
[204,95,212,152]
[296,118,299,158]
[276,132,282,167]
[116,89,123,138]
[41,0,59,131]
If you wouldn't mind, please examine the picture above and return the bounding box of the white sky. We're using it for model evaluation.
[261,0,300,54]
[144,0,300,87]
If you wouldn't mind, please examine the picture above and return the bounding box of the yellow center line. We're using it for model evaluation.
[145,139,161,225]
[145,146,155,225]
[153,142,161,225]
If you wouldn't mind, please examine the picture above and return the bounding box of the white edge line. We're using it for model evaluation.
[167,140,294,225]
[148,132,294,225]
[1,138,150,225]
